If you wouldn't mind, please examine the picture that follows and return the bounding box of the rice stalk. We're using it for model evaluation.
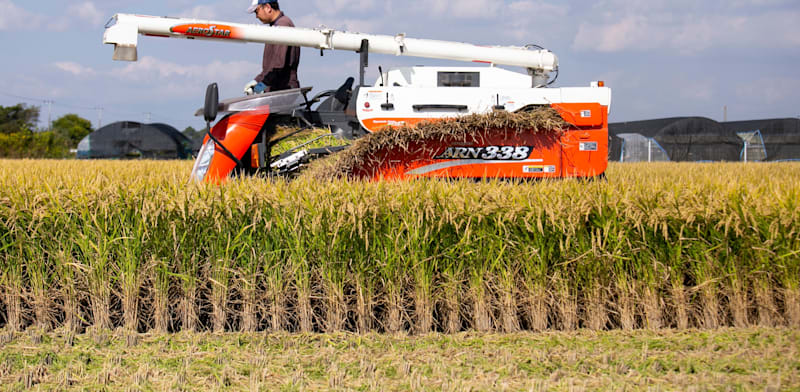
[373,210,408,334]
[282,210,314,333]
[693,249,722,330]
[230,215,260,333]
[151,257,171,333]
[755,279,778,327]
[517,219,556,332]
[553,273,577,331]
[1,256,22,332]
[73,209,117,331]
[785,288,800,328]
[171,202,201,332]
[585,283,609,331]
[117,208,147,332]
[616,280,637,330]
[406,213,436,335]
[54,250,81,332]
[496,222,521,333]
[727,275,750,328]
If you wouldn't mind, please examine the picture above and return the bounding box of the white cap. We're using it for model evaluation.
[248,0,276,13]
[247,0,260,13]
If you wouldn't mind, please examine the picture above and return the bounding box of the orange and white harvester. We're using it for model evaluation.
[103,14,611,183]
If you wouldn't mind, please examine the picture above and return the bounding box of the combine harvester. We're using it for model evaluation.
[103,14,611,183]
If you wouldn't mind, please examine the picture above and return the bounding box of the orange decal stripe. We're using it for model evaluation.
[170,24,241,39]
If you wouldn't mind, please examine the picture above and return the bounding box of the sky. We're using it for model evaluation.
[1,0,799,131]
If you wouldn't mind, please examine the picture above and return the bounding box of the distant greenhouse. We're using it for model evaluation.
[77,121,192,160]
[609,117,800,162]
[722,118,800,162]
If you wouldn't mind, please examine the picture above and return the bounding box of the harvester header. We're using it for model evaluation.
[103,14,558,74]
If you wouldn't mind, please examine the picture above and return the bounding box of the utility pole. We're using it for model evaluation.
[723,105,727,122]
[45,100,53,131]
[94,107,104,128]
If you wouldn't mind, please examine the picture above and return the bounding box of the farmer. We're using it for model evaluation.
[243,0,301,95]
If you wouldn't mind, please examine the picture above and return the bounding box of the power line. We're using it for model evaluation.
[0,92,48,104]
[0,91,181,127]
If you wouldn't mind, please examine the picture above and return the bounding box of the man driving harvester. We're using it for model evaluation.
[244,0,301,95]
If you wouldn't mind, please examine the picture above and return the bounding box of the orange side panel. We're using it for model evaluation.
[551,102,606,128]
[202,108,269,184]
[559,127,608,178]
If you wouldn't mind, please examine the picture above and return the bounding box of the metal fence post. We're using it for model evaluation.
[743,140,748,163]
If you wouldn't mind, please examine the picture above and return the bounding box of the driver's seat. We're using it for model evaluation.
[318,77,354,112]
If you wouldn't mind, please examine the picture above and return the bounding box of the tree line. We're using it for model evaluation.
[0,103,93,159]
[1,103,205,159]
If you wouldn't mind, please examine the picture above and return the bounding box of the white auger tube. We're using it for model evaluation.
[103,14,558,73]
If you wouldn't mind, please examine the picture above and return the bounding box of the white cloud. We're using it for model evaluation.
[294,13,381,33]
[0,0,42,30]
[572,8,800,53]
[49,56,259,99]
[407,0,501,19]
[502,1,570,43]
[0,0,107,31]
[736,77,800,104]
[573,15,650,52]
[54,61,97,77]
[176,3,252,23]
[508,0,567,15]
[680,79,715,101]
[181,5,220,20]
[312,0,376,15]
[115,56,256,84]
[67,2,105,26]
[728,0,795,7]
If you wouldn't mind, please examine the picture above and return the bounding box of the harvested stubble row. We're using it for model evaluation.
[0,160,799,334]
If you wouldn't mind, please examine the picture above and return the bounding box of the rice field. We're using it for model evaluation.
[0,160,799,334]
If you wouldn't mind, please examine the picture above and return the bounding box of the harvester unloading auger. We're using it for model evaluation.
[103,14,611,183]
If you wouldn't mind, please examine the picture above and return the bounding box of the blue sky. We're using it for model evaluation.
[1,0,799,131]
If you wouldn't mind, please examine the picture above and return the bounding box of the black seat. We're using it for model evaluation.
[333,77,355,108]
